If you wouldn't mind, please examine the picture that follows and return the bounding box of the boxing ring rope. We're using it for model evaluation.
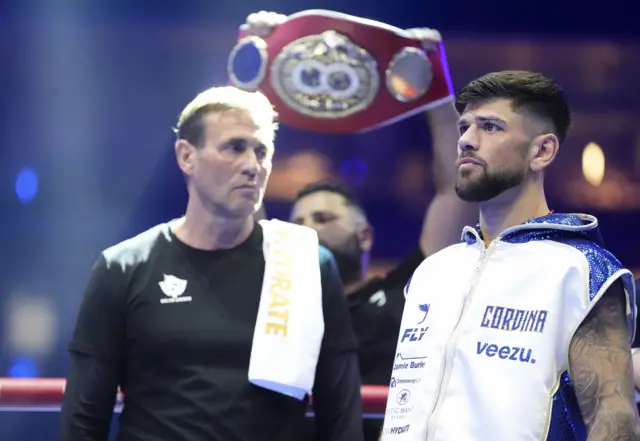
[0,379,390,418]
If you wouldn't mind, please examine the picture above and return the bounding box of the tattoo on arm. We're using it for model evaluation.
[569,280,640,440]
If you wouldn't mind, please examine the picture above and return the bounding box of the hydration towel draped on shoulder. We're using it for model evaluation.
[248,219,325,400]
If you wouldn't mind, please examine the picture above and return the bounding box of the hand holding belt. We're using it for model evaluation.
[228,10,455,134]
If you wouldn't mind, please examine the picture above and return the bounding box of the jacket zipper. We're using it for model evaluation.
[425,241,495,441]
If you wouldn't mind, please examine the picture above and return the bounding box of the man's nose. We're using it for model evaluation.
[458,127,479,152]
[241,151,260,179]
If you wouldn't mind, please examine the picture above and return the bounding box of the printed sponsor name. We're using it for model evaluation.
[393,359,426,370]
[265,229,292,337]
[385,405,414,421]
[392,354,427,371]
[385,405,414,416]
[476,341,536,364]
[390,376,420,387]
[400,327,428,343]
[480,305,548,333]
[384,424,410,435]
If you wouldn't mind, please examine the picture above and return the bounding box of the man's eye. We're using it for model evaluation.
[483,122,500,132]
[255,148,267,159]
[229,142,246,152]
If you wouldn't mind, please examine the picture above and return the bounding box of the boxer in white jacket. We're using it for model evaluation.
[381,70,639,441]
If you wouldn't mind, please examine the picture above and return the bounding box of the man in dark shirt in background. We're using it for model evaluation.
[59,86,364,441]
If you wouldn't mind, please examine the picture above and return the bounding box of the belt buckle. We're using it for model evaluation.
[270,30,380,119]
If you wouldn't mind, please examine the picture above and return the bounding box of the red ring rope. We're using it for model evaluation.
[0,378,389,417]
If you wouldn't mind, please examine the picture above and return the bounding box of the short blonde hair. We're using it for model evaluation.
[174,86,279,146]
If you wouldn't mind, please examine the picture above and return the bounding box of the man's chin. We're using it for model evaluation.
[455,182,478,202]
[455,183,516,203]
[455,190,485,203]
[224,201,260,219]
[455,190,496,203]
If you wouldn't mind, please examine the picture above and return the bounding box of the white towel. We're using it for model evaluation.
[248,219,325,400]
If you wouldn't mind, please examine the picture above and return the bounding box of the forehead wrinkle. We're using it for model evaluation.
[206,112,275,150]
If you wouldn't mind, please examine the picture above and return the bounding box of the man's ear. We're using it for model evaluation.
[358,223,374,253]
[175,139,197,176]
[530,133,559,172]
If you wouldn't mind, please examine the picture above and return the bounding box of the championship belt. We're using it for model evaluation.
[227,10,454,134]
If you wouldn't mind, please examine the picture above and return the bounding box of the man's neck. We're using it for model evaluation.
[479,181,550,246]
[173,198,254,251]
[343,253,373,296]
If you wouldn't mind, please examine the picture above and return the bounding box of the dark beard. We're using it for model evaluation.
[322,234,362,286]
[455,165,525,202]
